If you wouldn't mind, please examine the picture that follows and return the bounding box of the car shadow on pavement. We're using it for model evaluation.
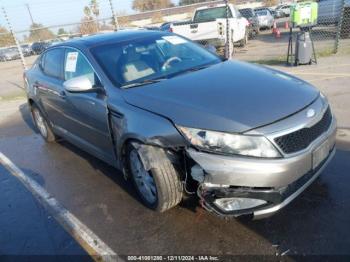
[19,102,36,132]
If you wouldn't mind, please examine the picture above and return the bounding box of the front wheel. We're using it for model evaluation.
[126,143,183,212]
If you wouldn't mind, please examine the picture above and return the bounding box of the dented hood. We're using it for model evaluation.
[122,61,319,133]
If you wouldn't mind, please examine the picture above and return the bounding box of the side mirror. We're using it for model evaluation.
[63,75,94,93]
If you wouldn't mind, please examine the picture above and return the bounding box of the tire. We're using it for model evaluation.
[126,143,183,212]
[31,105,56,142]
[239,30,248,47]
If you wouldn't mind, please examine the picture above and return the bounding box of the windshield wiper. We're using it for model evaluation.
[121,77,166,89]
[167,63,215,79]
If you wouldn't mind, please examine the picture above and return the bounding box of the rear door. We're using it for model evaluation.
[35,47,68,129]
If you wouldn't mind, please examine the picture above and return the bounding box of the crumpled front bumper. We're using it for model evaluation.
[187,115,337,219]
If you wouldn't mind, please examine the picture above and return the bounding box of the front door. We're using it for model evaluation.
[60,47,115,163]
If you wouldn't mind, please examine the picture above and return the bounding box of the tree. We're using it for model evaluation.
[79,0,100,34]
[0,26,13,47]
[90,0,100,20]
[28,23,55,42]
[57,28,68,35]
[264,0,278,7]
[179,0,207,6]
[132,0,174,12]
[79,17,98,35]
[115,11,131,28]
[152,11,164,23]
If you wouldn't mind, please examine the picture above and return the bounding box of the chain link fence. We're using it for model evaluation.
[0,0,349,70]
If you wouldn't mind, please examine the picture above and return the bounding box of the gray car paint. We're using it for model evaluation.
[122,61,319,133]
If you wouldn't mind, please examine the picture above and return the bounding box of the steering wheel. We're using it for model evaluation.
[161,56,182,71]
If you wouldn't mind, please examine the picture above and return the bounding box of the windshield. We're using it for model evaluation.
[91,34,221,88]
[193,7,231,23]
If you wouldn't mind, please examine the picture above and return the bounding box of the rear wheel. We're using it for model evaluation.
[126,143,183,212]
[239,30,248,47]
[31,105,56,142]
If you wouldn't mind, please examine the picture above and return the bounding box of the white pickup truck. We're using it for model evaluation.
[170,4,249,52]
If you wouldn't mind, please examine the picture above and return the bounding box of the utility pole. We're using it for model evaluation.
[1,6,27,70]
[108,0,119,30]
[25,3,35,25]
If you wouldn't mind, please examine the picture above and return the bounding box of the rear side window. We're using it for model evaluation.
[42,48,64,79]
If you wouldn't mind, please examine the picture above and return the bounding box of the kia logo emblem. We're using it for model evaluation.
[306,109,316,118]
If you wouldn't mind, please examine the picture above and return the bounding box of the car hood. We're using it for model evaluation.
[122,61,319,133]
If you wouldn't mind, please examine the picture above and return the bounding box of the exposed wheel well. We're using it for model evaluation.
[120,138,144,179]
[28,98,35,107]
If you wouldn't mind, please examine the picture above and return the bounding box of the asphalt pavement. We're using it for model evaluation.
[0,163,90,260]
[0,54,350,259]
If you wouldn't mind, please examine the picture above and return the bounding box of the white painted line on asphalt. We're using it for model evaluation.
[0,151,119,262]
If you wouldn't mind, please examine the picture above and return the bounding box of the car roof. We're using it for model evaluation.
[53,30,167,50]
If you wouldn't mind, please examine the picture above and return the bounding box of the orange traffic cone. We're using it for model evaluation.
[272,21,277,34]
[275,28,281,38]
[284,21,289,30]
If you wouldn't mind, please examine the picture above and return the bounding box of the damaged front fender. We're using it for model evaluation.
[108,102,187,170]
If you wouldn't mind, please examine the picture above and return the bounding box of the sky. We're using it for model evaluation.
[0,0,179,34]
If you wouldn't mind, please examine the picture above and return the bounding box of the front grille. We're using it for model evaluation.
[274,107,332,154]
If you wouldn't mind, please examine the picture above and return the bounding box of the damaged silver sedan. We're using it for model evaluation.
[24,30,336,219]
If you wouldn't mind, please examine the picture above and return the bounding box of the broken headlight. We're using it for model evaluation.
[177,126,281,158]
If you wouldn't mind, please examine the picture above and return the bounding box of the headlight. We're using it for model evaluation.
[177,126,281,158]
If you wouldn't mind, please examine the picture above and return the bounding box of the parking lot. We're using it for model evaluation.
[1,46,350,260]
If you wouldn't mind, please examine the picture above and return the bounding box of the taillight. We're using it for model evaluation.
[169,27,173,33]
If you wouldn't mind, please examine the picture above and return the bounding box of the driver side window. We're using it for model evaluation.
[64,48,98,86]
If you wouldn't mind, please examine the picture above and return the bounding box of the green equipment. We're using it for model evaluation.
[290,2,318,27]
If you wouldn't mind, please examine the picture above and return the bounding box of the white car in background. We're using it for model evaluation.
[255,9,274,29]
[275,4,291,17]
